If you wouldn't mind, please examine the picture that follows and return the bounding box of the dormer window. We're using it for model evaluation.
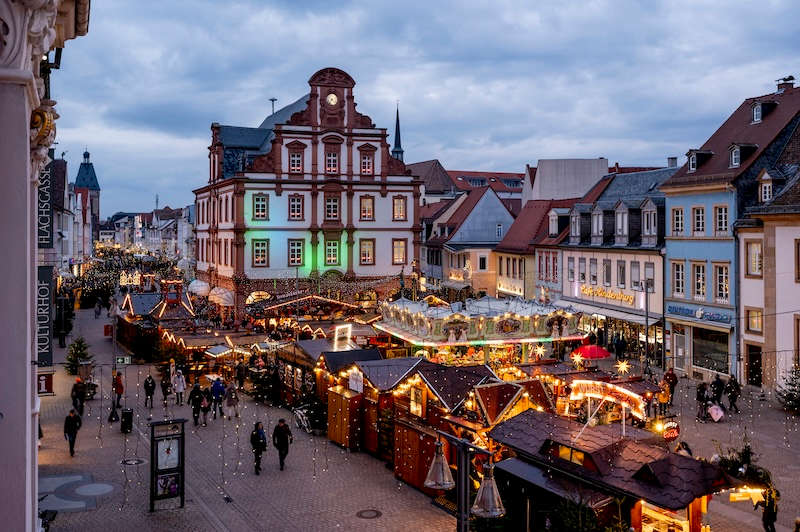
[730,147,740,168]
[761,182,773,202]
[752,103,762,123]
[549,213,558,236]
[615,211,628,236]
[570,215,579,237]
[591,212,602,236]
[688,154,697,172]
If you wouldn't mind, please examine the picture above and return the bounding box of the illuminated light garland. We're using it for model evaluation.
[372,322,584,347]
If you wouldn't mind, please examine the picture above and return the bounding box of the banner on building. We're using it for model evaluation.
[37,155,53,249]
[37,265,54,367]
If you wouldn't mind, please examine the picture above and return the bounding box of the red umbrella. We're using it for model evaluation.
[572,344,612,360]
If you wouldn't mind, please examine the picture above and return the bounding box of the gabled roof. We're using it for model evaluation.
[748,167,800,214]
[501,198,522,216]
[446,170,525,193]
[489,409,735,511]
[355,357,423,392]
[415,362,496,411]
[662,85,800,188]
[407,159,455,195]
[495,198,580,254]
[74,152,100,191]
[419,199,455,221]
[474,381,522,426]
[597,167,677,202]
[426,188,490,245]
[319,349,382,375]
[122,293,162,317]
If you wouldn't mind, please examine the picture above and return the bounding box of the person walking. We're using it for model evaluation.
[187,384,204,426]
[224,384,240,419]
[211,378,226,420]
[696,382,709,422]
[250,422,267,475]
[94,300,101,319]
[113,371,124,409]
[63,409,82,457]
[710,374,725,408]
[143,374,156,410]
[725,374,742,414]
[272,418,293,471]
[172,370,186,406]
[160,374,172,407]
[754,486,780,532]
[200,387,212,426]
[663,367,678,406]
[70,377,86,417]
[657,379,670,416]
[236,360,247,390]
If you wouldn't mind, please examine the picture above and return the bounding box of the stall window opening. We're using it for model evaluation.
[409,387,424,417]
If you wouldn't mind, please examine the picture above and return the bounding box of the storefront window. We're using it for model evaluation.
[590,259,597,285]
[568,257,575,281]
[579,258,586,282]
[692,327,729,373]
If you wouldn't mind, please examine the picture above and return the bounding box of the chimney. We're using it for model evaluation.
[667,157,677,168]
[777,76,795,92]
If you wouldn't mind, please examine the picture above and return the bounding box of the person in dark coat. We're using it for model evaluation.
[211,378,226,419]
[663,368,678,406]
[696,382,709,422]
[64,409,82,457]
[725,374,742,413]
[710,374,725,408]
[272,418,293,471]
[71,377,86,417]
[143,375,156,410]
[754,486,780,532]
[200,387,212,426]
[160,375,172,407]
[235,361,247,390]
[250,422,268,475]
[187,384,204,426]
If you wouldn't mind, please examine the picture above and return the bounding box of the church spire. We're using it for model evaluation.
[391,104,404,162]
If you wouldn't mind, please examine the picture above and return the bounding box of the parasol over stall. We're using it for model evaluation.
[571,344,612,360]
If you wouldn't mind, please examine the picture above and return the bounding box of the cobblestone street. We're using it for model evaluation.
[39,310,454,532]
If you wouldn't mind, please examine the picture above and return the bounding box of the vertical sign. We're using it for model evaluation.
[37,265,54,367]
[150,419,186,512]
[37,156,53,248]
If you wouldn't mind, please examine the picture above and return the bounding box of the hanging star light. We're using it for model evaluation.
[615,360,630,375]
[571,352,583,369]
[534,344,545,359]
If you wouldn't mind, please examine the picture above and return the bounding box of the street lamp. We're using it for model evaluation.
[424,431,505,532]
[635,278,654,375]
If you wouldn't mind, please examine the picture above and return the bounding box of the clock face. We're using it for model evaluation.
[326,93,338,106]
[157,438,180,470]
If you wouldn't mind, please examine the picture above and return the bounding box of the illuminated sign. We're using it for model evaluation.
[569,379,646,419]
[334,324,352,351]
[662,421,680,442]
[580,285,634,305]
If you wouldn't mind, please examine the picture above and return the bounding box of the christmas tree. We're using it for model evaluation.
[64,336,93,375]
[777,366,800,414]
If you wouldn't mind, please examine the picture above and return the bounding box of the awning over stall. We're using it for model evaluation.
[188,279,211,296]
[208,287,235,306]
[557,301,661,325]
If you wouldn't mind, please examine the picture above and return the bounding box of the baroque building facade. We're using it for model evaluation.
[194,68,421,315]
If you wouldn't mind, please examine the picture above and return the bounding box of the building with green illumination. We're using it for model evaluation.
[193,68,421,317]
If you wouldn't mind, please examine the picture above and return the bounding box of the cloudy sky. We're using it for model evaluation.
[54,0,799,217]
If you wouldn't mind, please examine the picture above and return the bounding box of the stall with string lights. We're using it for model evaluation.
[374,296,583,366]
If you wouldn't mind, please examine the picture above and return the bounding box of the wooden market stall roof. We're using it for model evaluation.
[121,293,162,318]
[354,357,425,392]
[414,362,497,412]
[318,349,382,375]
[489,409,737,511]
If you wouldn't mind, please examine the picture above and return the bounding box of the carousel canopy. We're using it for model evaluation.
[209,287,235,306]
[188,279,210,296]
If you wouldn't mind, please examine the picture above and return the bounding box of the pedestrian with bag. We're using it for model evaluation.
[71,377,86,417]
[143,374,156,410]
[272,418,293,471]
[710,374,725,408]
[250,422,267,475]
[172,370,186,406]
[160,374,172,407]
[211,377,225,419]
[657,379,670,416]
[224,384,240,419]
[725,374,742,414]
[63,409,82,457]
[113,371,124,409]
[187,383,203,426]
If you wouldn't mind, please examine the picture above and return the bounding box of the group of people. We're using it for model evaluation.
[643,367,679,418]
[696,373,742,422]
[250,419,293,475]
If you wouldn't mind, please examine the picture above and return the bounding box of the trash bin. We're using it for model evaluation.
[120,408,133,433]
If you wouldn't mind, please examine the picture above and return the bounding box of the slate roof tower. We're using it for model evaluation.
[73,149,101,243]
[392,105,404,162]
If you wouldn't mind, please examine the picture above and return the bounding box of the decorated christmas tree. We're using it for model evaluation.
[64,336,93,375]
[776,366,800,413]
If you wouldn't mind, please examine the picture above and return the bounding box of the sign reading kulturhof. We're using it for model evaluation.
[37,265,54,367]
[37,159,53,249]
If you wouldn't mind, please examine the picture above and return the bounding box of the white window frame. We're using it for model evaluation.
[325,151,339,174]
[746,241,763,276]
[496,223,503,238]
[693,207,705,235]
[289,152,303,173]
[288,239,303,266]
[592,213,602,236]
[693,263,706,301]
[253,239,269,267]
[753,104,762,123]
[325,196,340,221]
[730,147,740,168]
[253,195,268,221]
[761,182,773,202]
[325,240,339,266]
[590,259,598,285]
[631,261,641,290]
[392,239,407,265]
[567,257,575,282]
[617,260,626,288]
[672,208,684,235]
[360,153,374,175]
[715,206,728,235]
[578,258,586,283]
[673,262,685,297]
[549,214,558,236]
[688,154,697,172]
[359,239,375,265]
[392,196,407,221]
[715,264,729,303]
[288,195,303,221]
[570,215,579,237]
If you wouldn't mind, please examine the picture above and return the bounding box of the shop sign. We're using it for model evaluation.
[36,266,53,367]
[569,379,646,419]
[37,369,55,396]
[662,421,680,442]
[37,158,53,249]
[580,285,634,305]
[667,304,732,324]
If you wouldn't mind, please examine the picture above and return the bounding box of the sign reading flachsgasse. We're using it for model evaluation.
[37,159,53,249]
[36,266,54,367]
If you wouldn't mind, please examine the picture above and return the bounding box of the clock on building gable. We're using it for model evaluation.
[326,92,338,106]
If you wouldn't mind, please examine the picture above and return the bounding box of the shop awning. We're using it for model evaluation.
[208,287,235,306]
[666,316,733,332]
[188,279,210,296]
[557,301,661,326]
[495,458,613,509]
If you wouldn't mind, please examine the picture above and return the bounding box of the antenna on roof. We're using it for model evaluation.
[269,97,277,115]
[155,194,159,211]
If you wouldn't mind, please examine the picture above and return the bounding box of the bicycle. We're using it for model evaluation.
[292,404,313,434]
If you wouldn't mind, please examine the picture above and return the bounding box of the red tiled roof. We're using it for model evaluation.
[407,160,455,194]
[446,170,525,193]
[419,199,454,221]
[662,85,800,188]
[501,198,522,216]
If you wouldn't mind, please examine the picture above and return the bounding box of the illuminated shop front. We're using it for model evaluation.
[374,296,582,367]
